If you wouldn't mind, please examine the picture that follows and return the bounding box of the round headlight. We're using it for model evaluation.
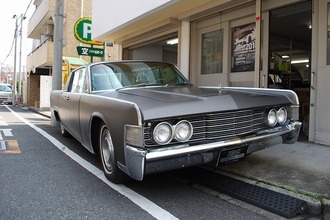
[277,107,287,125]
[174,120,193,142]
[153,122,173,145]
[266,109,277,127]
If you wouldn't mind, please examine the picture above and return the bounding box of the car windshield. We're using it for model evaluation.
[90,61,190,91]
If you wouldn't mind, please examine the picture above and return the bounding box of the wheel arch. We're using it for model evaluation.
[52,108,61,122]
[90,115,105,155]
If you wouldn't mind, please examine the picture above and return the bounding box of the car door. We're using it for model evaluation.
[59,68,87,142]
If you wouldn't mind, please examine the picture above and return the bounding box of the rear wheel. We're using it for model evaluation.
[99,123,129,183]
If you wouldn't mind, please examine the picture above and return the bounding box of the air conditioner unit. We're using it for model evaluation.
[43,24,54,36]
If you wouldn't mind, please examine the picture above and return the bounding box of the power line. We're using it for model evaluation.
[23,0,32,18]
[1,0,32,65]
[2,34,16,65]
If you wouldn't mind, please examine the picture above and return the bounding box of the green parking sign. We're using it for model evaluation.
[77,46,104,57]
[74,17,103,45]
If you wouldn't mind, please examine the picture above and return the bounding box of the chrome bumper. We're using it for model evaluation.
[121,121,302,181]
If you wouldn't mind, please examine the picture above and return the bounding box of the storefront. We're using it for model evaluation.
[189,1,312,140]
[92,0,330,146]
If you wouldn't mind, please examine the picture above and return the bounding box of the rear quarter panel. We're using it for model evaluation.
[50,90,61,121]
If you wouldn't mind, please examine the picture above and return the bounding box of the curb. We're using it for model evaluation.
[28,106,51,118]
[323,199,330,216]
[217,170,328,216]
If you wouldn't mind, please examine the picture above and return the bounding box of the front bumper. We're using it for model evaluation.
[121,121,301,181]
[0,96,13,104]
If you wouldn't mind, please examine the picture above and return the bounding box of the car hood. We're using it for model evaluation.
[104,86,291,120]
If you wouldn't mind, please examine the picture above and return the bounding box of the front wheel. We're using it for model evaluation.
[99,123,129,184]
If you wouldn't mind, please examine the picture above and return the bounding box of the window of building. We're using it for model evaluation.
[201,29,223,74]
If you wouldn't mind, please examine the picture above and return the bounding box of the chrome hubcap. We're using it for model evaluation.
[101,128,114,172]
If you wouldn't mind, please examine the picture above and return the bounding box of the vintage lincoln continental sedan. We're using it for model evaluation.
[50,61,301,183]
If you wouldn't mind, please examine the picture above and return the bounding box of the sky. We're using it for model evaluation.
[0,0,34,69]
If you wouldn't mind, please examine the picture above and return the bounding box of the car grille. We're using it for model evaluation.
[144,108,268,147]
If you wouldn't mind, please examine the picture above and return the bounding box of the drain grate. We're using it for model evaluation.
[174,167,306,218]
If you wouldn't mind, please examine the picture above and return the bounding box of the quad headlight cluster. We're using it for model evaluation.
[153,120,193,145]
[265,107,288,127]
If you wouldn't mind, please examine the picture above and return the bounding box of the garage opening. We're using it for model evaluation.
[268,1,312,140]
[124,34,178,65]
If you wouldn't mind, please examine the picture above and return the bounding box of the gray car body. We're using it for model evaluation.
[0,84,13,104]
[50,61,301,181]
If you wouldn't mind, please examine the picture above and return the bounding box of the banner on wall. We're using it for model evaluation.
[232,23,256,72]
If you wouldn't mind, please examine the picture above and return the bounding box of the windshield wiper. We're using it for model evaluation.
[165,82,192,87]
[116,83,162,91]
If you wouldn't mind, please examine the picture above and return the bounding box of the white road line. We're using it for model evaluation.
[0,128,13,140]
[6,106,178,220]
[0,121,8,126]
[0,141,6,150]
[0,115,8,126]
[1,128,13,136]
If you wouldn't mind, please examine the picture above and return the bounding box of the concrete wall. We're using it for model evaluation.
[27,75,40,107]
[92,0,173,39]
[131,45,163,60]
[40,76,52,110]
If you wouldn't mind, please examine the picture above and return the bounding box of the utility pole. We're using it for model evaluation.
[12,16,18,106]
[18,14,25,99]
[51,0,64,126]
[11,14,25,106]
[52,0,64,91]
[0,63,2,83]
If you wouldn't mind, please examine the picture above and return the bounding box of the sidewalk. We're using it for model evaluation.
[217,141,330,217]
[32,107,330,217]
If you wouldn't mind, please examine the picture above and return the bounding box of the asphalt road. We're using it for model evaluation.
[0,105,274,220]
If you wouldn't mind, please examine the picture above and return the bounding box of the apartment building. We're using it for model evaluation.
[91,0,330,146]
[26,0,118,109]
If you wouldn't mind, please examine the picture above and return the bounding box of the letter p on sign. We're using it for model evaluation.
[74,17,103,45]
[83,23,92,39]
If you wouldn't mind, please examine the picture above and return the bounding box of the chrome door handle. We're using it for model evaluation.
[311,72,316,90]
[262,75,266,88]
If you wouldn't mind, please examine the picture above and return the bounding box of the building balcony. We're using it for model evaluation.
[28,0,55,39]
[26,38,54,73]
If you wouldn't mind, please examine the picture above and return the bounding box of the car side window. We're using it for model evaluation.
[70,68,87,93]
[91,64,123,91]
[4,86,12,92]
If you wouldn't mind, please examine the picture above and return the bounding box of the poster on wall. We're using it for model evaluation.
[231,23,256,72]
